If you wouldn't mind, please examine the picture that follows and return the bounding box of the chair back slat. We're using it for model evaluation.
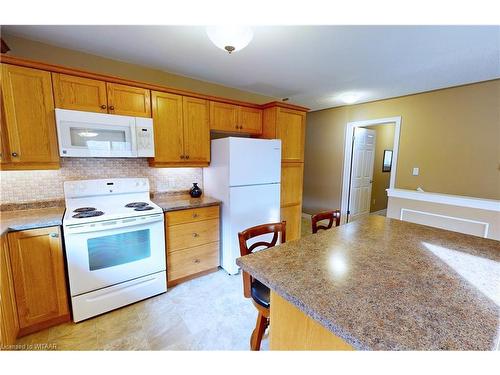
[311,210,341,234]
[238,221,286,298]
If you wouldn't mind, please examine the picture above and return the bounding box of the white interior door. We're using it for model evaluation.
[348,127,376,222]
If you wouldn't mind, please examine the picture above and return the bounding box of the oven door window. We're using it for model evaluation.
[87,229,151,271]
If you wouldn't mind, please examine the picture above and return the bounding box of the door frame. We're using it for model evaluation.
[340,116,402,224]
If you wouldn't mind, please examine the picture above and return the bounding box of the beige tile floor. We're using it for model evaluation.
[15,270,268,351]
[15,216,316,351]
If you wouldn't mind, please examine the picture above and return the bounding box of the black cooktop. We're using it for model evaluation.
[72,210,105,219]
[134,206,154,211]
[125,202,149,208]
[73,207,97,213]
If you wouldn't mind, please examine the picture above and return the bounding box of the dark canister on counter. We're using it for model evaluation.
[189,183,202,198]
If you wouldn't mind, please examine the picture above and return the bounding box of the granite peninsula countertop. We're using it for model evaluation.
[0,194,221,236]
[236,216,500,350]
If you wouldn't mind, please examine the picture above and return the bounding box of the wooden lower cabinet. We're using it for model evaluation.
[281,162,304,207]
[0,235,19,349]
[269,291,354,350]
[167,242,219,282]
[165,206,220,286]
[8,227,70,336]
[281,204,302,241]
[167,219,219,252]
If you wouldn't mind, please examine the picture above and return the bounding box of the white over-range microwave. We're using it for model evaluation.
[55,109,155,158]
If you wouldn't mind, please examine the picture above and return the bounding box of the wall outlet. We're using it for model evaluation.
[412,167,419,176]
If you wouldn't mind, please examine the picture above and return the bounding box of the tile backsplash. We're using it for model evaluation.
[0,158,203,204]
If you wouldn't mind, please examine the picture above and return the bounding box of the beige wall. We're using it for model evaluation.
[365,123,395,212]
[303,80,500,214]
[1,34,277,104]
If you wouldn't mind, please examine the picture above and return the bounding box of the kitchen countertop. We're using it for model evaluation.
[236,215,500,350]
[152,194,221,212]
[0,206,65,236]
[0,194,221,236]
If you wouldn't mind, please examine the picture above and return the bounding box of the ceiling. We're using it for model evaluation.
[3,25,500,110]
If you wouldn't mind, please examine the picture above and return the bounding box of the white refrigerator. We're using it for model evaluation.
[203,137,281,275]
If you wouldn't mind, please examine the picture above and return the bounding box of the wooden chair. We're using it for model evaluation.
[311,210,341,234]
[238,221,286,351]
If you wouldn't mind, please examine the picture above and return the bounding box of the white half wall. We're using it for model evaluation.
[387,189,500,240]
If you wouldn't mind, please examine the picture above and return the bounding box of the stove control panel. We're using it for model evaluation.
[64,178,150,199]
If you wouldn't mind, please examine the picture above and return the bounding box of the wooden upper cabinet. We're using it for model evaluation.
[209,101,262,135]
[183,97,210,163]
[52,74,151,117]
[52,73,108,113]
[107,82,151,118]
[277,108,306,162]
[281,162,304,207]
[1,64,59,169]
[151,91,184,164]
[239,106,262,134]
[210,101,239,132]
[8,227,70,335]
[0,103,9,165]
[261,106,306,162]
[151,92,210,167]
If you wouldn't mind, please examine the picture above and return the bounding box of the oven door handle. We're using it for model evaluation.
[64,214,164,234]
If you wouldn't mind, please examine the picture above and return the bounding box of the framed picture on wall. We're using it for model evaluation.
[382,150,393,172]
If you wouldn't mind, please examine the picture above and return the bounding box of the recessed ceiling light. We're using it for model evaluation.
[206,26,253,54]
[338,92,363,104]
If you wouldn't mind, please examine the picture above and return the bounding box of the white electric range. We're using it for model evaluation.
[62,178,166,322]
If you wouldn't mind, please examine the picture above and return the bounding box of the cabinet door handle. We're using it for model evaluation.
[50,233,59,238]
[185,155,190,160]
[100,104,107,109]
[11,152,18,157]
[192,213,199,218]
[109,105,115,110]
[194,259,201,264]
[180,155,185,159]
[192,233,199,238]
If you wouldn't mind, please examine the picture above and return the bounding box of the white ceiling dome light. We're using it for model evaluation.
[206,26,253,54]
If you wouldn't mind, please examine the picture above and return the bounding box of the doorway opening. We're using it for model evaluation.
[341,117,401,224]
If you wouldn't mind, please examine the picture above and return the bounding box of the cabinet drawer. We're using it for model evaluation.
[167,218,219,252]
[165,205,219,226]
[167,242,219,282]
